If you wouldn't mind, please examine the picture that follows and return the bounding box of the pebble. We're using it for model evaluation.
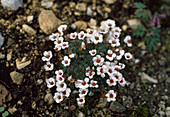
[103,0,117,4]
[44,93,54,105]
[8,106,17,114]
[109,101,126,112]
[75,3,87,12]
[1,0,23,10]
[22,24,36,36]
[122,25,128,31]
[74,21,87,30]
[78,112,85,117]
[38,10,61,34]
[41,0,53,8]
[27,16,34,22]
[87,7,93,16]
[16,57,31,70]
[0,53,5,59]
[122,96,133,108]
[141,72,158,84]
[165,78,170,84]
[0,33,4,48]
[158,111,165,116]
[96,98,108,108]
[127,19,141,30]
[7,50,12,61]
[10,71,24,85]
[31,101,36,109]
[37,79,43,85]
[88,18,97,29]
[69,105,76,111]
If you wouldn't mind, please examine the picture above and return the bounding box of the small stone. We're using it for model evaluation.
[69,105,76,111]
[88,18,97,29]
[0,33,4,48]
[74,21,87,30]
[130,82,135,89]
[7,50,12,61]
[41,1,53,8]
[38,10,62,34]
[10,71,24,85]
[71,24,76,30]
[22,24,36,36]
[1,0,23,10]
[8,106,17,114]
[0,53,5,59]
[122,25,128,31]
[103,0,117,4]
[0,84,12,106]
[166,78,170,84]
[127,19,141,30]
[96,98,108,108]
[141,72,158,83]
[44,93,54,105]
[16,57,31,70]
[17,101,23,105]
[75,3,87,12]
[69,2,76,8]
[122,96,133,108]
[109,101,126,112]
[6,38,15,48]
[37,79,43,85]
[158,111,165,116]
[87,7,93,16]
[138,42,146,50]
[166,110,170,117]
[78,112,85,117]
[31,101,36,109]
[27,16,34,22]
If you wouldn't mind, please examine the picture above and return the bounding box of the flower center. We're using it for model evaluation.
[127,40,131,43]
[115,75,119,79]
[58,40,62,44]
[60,84,64,88]
[92,51,95,55]
[79,99,83,102]
[65,60,68,64]
[100,68,104,73]
[114,35,118,38]
[110,94,113,98]
[108,69,112,73]
[47,64,51,68]
[108,24,112,27]
[46,55,50,59]
[110,79,114,83]
[120,80,123,83]
[96,59,101,63]
[126,55,130,58]
[95,36,99,40]
[59,72,62,75]
[63,91,66,95]
[92,83,96,86]
[82,81,86,86]
[115,30,119,32]
[112,41,116,44]
[82,90,86,94]
[59,77,63,81]
[80,34,84,38]
[108,54,112,57]
[50,81,54,85]
[58,95,61,99]
[53,36,57,39]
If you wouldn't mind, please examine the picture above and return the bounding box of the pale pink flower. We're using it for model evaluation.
[89,49,97,56]
[46,77,55,88]
[78,31,86,40]
[53,92,64,103]
[70,32,77,39]
[62,56,71,67]
[106,90,116,102]
[93,55,104,66]
[42,51,52,61]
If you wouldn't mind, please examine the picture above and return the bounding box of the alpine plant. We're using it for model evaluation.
[42,19,133,107]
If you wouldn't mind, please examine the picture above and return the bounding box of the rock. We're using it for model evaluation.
[69,105,76,111]
[122,25,128,31]
[7,50,12,61]
[27,16,34,22]
[87,7,93,16]
[8,106,17,114]
[166,107,170,117]
[1,0,23,10]
[158,111,165,116]
[103,0,117,4]
[22,24,36,36]
[166,78,170,84]
[127,19,141,30]
[96,98,108,108]
[69,2,76,8]
[75,3,87,12]
[10,71,24,85]
[16,57,31,70]
[38,10,62,34]
[41,0,53,8]
[0,53,5,59]
[37,79,43,85]
[0,84,12,106]
[122,96,133,108]
[97,6,108,18]
[109,101,126,112]
[78,112,85,117]
[44,93,54,105]
[88,18,97,29]
[6,38,15,48]
[141,72,158,83]
[31,101,36,109]
[74,21,87,30]
[61,111,71,117]
[0,33,4,48]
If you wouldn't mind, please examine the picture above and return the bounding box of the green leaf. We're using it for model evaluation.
[133,25,145,37]
[2,111,9,117]
[0,107,5,113]
[136,11,143,18]
[133,2,147,9]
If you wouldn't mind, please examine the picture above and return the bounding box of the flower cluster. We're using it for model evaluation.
[42,19,133,106]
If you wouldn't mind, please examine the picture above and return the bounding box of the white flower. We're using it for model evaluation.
[89,49,97,56]
[61,42,69,49]
[106,77,117,86]
[56,76,65,83]
[106,90,116,102]
[114,65,121,72]
[75,78,89,89]
[113,27,122,33]
[46,77,55,88]
[86,68,95,79]
[55,70,63,76]
[78,31,86,40]
[118,77,127,86]
[119,63,125,69]
[54,37,64,46]
[104,19,115,29]
[44,61,54,71]
[106,50,116,61]
[124,35,132,47]
[97,65,107,78]
[77,97,85,105]
[53,92,63,103]
[68,75,75,83]
[106,66,115,76]
[58,25,67,33]
[115,49,124,60]
[54,45,62,52]
[62,56,71,67]
[113,32,120,39]
[81,42,86,49]
[42,51,52,61]
[49,33,60,41]
[112,71,123,80]
[86,29,97,38]
[124,52,132,60]
[93,55,104,66]
[92,33,103,44]
[62,88,71,97]
[109,38,120,47]
[90,80,99,88]
[70,32,77,39]
[56,82,67,92]
[69,53,75,58]
[79,88,88,97]
[99,26,108,34]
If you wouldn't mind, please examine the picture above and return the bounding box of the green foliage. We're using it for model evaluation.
[133,2,147,9]
[0,107,9,117]
[133,25,145,37]
[136,103,149,117]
